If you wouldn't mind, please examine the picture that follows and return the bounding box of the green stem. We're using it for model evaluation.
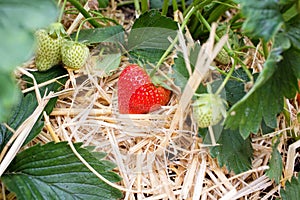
[117,0,136,7]
[162,0,169,16]
[183,0,212,17]
[75,16,105,42]
[181,0,186,11]
[262,39,269,59]
[214,67,244,82]
[141,0,148,13]
[172,0,178,12]
[196,11,254,83]
[134,0,141,14]
[90,11,120,25]
[150,7,196,77]
[58,0,67,23]
[215,59,236,95]
[57,0,62,7]
[67,0,102,28]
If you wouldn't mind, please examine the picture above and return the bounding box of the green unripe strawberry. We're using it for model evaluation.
[215,48,231,65]
[61,40,89,69]
[35,29,63,71]
[192,93,227,128]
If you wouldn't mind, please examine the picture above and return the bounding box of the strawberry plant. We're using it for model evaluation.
[2,0,300,199]
[0,1,123,199]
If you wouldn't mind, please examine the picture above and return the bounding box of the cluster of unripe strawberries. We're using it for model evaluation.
[35,22,89,71]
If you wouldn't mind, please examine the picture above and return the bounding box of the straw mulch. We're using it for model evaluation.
[10,1,300,200]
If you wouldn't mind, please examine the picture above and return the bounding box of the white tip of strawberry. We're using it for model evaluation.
[192,93,227,128]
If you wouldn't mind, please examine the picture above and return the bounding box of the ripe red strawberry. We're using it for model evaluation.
[128,83,171,114]
[117,64,171,114]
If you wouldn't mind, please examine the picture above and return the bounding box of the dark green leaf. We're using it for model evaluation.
[238,0,284,41]
[98,0,109,8]
[0,93,44,151]
[22,65,68,114]
[95,53,121,77]
[261,119,275,134]
[283,47,300,80]
[149,0,192,9]
[274,31,291,51]
[285,14,300,50]
[0,66,68,150]
[0,73,21,122]
[149,0,165,8]
[128,10,177,63]
[0,0,58,71]
[1,142,122,200]
[172,43,201,92]
[281,173,300,200]
[0,0,58,122]
[225,48,298,139]
[265,138,283,184]
[131,10,177,29]
[223,68,250,106]
[0,28,34,72]
[210,129,253,174]
[71,25,124,44]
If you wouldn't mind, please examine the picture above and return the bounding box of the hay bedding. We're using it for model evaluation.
[12,1,297,200]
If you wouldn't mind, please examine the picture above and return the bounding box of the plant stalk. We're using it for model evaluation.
[150,6,196,77]
[196,11,254,83]
[67,0,102,28]
[215,59,236,95]
[58,0,67,22]
[162,0,169,16]
[134,0,141,14]
[141,0,149,13]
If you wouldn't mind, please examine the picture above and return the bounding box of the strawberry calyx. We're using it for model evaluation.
[47,22,66,39]
[151,75,173,92]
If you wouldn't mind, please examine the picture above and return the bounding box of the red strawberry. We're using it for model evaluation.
[128,83,171,114]
[117,64,171,114]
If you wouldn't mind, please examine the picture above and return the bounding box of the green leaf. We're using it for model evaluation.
[0,66,68,150]
[283,47,300,80]
[1,142,122,200]
[71,26,124,44]
[223,68,251,106]
[0,0,58,123]
[128,10,177,63]
[0,73,21,122]
[210,129,253,174]
[238,0,284,41]
[22,65,68,114]
[0,93,43,151]
[281,173,300,200]
[265,138,283,184]
[0,0,58,71]
[98,0,109,8]
[172,42,201,92]
[95,52,122,77]
[225,48,298,139]
[285,14,300,50]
